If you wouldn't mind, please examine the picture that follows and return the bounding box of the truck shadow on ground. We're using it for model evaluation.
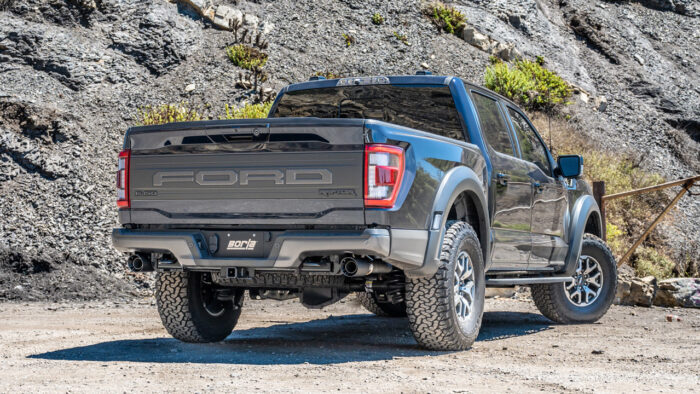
[29,311,552,365]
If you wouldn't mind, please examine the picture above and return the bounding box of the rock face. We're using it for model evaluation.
[0,0,698,300]
[654,278,700,308]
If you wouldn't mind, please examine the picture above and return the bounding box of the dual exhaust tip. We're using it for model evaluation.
[340,256,392,277]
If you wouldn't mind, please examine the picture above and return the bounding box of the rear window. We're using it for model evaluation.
[272,85,466,141]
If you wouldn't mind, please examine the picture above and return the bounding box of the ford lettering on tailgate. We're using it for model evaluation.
[153,169,333,186]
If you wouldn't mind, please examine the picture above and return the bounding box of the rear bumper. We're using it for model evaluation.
[112,228,393,270]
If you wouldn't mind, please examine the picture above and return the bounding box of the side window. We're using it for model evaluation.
[508,108,551,175]
[471,93,514,155]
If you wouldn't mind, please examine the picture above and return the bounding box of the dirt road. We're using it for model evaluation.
[1,296,698,393]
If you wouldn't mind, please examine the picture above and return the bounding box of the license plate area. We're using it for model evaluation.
[203,231,270,258]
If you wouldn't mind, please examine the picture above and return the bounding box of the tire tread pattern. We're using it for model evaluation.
[156,271,215,343]
[405,221,484,350]
[531,234,617,324]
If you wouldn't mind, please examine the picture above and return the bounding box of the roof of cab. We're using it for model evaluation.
[284,75,454,92]
[282,74,520,109]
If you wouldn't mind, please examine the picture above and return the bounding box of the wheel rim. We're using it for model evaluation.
[454,251,476,324]
[564,255,604,307]
[200,274,225,317]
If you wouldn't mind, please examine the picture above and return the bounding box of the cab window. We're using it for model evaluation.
[508,108,551,175]
[471,93,514,156]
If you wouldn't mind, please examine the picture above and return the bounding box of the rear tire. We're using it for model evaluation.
[405,221,485,350]
[156,271,244,343]
[357,292,407,317]
[531,235,617,324]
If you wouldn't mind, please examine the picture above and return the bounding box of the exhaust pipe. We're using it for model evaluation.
[127,253,153,272]
[340,256,392,277]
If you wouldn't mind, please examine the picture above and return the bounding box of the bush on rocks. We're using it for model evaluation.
[425,2,466,36]
[221,102,272,119]
[485,58,572,112]
[136,103,201,126]
[226,44,268,70]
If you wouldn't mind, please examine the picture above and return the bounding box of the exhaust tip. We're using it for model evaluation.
[340,257,359,277]
[128,254,147,272]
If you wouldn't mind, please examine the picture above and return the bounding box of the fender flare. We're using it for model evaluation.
[563,195,602,275]
[405,166,490,277]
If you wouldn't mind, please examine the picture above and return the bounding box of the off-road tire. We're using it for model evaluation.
[156,271,244,343]
[357,292,407,317]
[531,235,617,324]
[405,221,485,350]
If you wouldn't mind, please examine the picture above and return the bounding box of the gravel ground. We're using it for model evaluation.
[1,297,698,393]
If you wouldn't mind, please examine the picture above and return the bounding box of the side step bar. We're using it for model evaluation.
[486,276,573,286]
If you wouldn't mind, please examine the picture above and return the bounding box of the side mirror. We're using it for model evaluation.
[557,155,583,178]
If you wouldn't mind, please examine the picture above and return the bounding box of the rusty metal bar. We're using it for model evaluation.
[616,179,695,267]
[602,175,700,202]
[592,181,606,241]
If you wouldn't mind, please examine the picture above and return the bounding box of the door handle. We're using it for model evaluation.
[496,172,509,186]
[533,182,544,194]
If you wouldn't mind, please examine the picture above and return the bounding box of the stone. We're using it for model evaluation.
[259,22,275,35]
[578,91,590,104]
[653,278,700,308]
[420,62,430,69]
[634,54,645,65]
[462,26,491,51]
[212,5,243,30]
[491,42,520,62]
[243,14,259,27]
[181,0,211,14]
[486,287,517,298]
[627,276,657,307]
[594,96,608,112]
[184,83,195,93]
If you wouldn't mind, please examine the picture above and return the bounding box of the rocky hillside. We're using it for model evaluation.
[1,0,698,300]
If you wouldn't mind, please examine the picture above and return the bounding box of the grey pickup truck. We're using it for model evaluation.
[112,73,617,350]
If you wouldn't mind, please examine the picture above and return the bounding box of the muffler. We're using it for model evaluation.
[340,256,392,277]
[127,253,153,272]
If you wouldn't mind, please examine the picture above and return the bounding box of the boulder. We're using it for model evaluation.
[491,42,520,62]
[616,269,657,307]
[181,0,214,18]
[462,26,491,51]
[653,278,700,308]
[212,5,243,30]
[628,276,658,307]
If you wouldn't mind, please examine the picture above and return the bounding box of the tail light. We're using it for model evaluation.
[117,149,131,208]
[364,144,405,208]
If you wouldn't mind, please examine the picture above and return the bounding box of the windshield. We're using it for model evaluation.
[272,85,466,141]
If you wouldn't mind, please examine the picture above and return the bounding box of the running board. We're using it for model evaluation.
[486,276,573,286]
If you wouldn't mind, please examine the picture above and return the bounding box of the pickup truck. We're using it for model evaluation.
[112,74,617,350]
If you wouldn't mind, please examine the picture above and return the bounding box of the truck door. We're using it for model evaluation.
[506,107,568,270]
[471,92,532,270]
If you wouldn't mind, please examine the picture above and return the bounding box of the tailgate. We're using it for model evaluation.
[124,118,366,226]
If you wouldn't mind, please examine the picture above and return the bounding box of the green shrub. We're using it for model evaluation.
[634,247,676,279]
[135,103,201,126]
[484,61,534,104]
[342,33,355,47]
[516,60,573,110]
[311,71,343,79]
[371,12,384,25]
[484,59,572,111]
[226,44,268,70]
[393,31,409,45]
[221,102,273,120]
[425,2,466,36]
